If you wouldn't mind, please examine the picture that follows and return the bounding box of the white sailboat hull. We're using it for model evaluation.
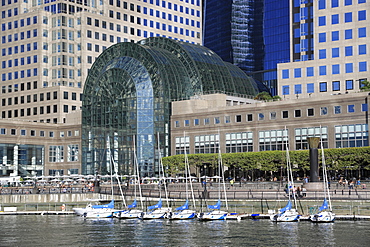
[310,211,335,223]
[114,209,143,219]
[83,209,114,218]
[169,210,197,220]
[270,209,300,222]
[198,210,228,220]
[140,207,171,220]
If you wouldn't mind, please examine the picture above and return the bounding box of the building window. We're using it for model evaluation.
[346,80,354,90]
[332,64,340,74]
[332,31,339,41]
[319,82,327,92]
[194,134,219,154]
[359,61,367,72]
[307,108,314,116]
[49,145,64,162]
[259,129,288,151]
[204,118,210,125]
[225,116,230,124]
[282,85,290,95]
[294,109,301,118]
[258,113,264,121]
[194,119,199,126]
[174,120,179,128]
[345,12,352,23]
[235,115,242,123]
[332,81,340,91]
[335,124,368,148]
[295,127,328,150]
[307,83,314,93]
[294,68,301,78]
[175,136,190,155]
[247,114,253,122]
[270,112,276,120]
[282,111,288,119]
[226,132,253,153]
[67,144,79,162]
[348,105,355,113]
[334,105,341,114]
[282,69,289,79]
[306,67,314,77]
[345,29,352,40]
[319,66,327,75]
[294,84,302,94]
[214,117,220,124]
[345,63,353,73]
[321,107,328,115]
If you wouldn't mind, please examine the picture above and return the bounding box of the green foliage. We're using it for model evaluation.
[360,80,370,91]
[162,147,370,175]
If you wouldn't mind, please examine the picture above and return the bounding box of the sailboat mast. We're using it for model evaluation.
[218,131,228,210]
[157,132,170,208]
[320,128,332,211]
[133,135,144,209]
[285,127,298,208]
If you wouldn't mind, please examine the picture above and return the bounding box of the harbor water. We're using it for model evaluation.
[1,215,369,246]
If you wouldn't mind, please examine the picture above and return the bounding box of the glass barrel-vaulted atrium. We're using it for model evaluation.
[82,37,260,176]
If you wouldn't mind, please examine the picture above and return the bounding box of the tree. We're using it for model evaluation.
[360,80,370,91]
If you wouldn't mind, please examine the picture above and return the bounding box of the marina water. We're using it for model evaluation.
[1,215,369,246]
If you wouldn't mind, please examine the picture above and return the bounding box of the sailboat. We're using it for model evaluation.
[269,128,300,222]
[169,133,197,220]
[198,139,228,221]
[139,133,172,220]
[310,134,335,223]
[115,136,144,219]
[73,199,115,218]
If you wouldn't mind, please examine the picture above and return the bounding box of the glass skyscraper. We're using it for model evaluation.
[204,0,290,95]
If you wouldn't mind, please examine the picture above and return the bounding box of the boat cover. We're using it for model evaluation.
[319,198,329,212]
[127,199,137,209]
[91,200,115,209]
[175,200,189,211]
[208,199,221,210]
[148,199,162,210]
[279,200,292,213]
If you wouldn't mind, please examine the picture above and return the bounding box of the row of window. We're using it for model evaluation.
[174,104,369,127]
[283,78,367,95]
[2,43,38,57]
[318,0,366,10]
[143,0,201,7]
[318,44,367,60]
[318,10,367,27]
[282,61,368,79]
[2,29,38,44]
[1,15,37,31]
[49,144,79,163]
[175,124,368,154]
[1,69,38,81]
[0,128,79,138]
[1,7,19,19]
[1,92,79,105]
[2,68,83,82]
[2,55,38,68]
[0,105,79,118]
[318,27,367,43]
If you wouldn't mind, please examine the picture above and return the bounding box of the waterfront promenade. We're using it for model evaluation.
[1,181,370,216]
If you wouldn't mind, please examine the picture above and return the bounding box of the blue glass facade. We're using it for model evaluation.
[204,0,290,96]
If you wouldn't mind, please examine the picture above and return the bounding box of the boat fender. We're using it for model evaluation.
[61,204,66,211]
[83,212,87,218]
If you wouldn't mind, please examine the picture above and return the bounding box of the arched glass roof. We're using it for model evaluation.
[82,37,260,176]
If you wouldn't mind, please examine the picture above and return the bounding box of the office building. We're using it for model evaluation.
[0,0,203,176]
[278,0,369,99]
